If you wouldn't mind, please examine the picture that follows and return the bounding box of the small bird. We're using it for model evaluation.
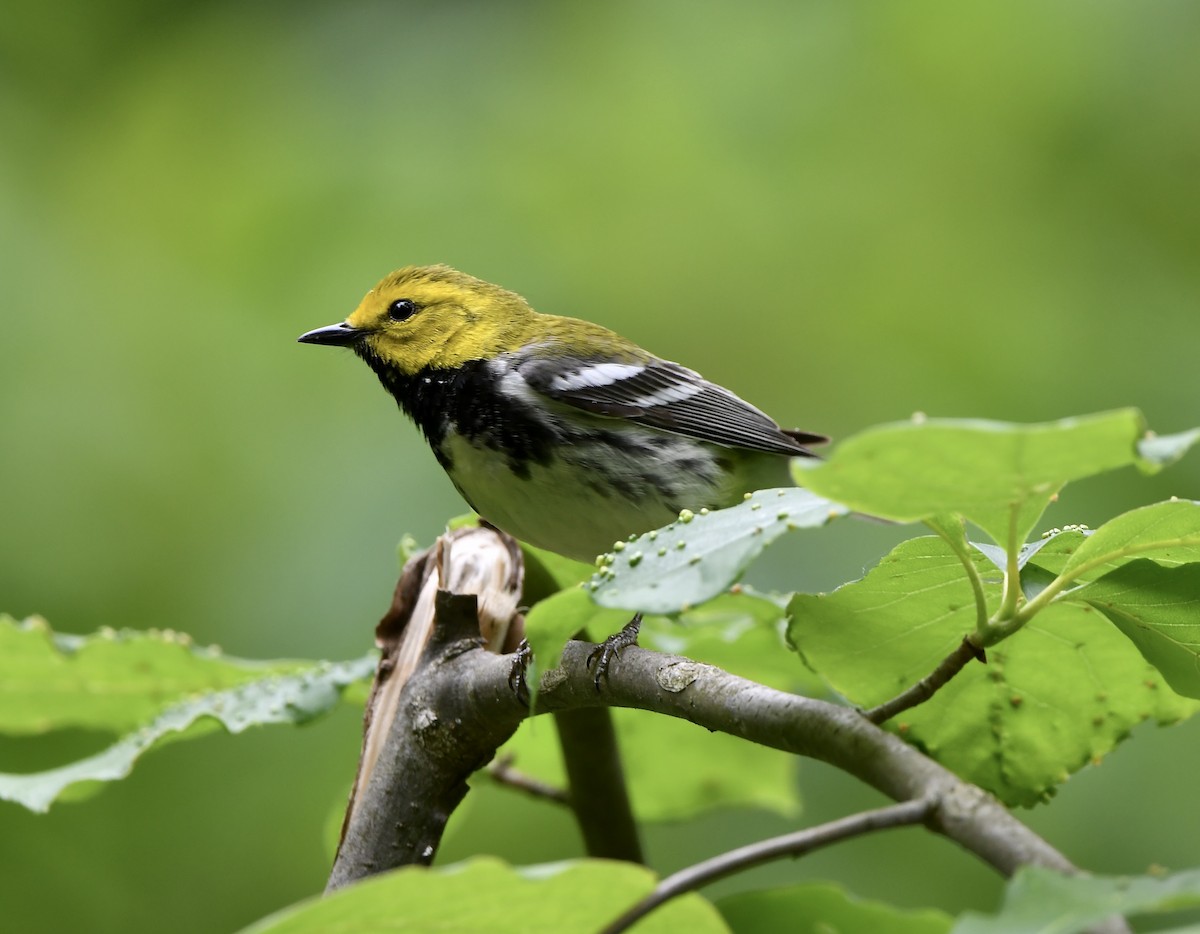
[299,265,826,564]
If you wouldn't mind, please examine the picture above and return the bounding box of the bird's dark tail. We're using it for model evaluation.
[783,428,830,457]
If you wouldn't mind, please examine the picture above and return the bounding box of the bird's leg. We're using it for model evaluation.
[586,614,643,691]
[507,640,533,706]
[509,614,643,698]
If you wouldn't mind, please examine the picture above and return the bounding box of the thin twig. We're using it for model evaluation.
[863,635,986,724]
[486,754,569,805]
[598,798,935,934]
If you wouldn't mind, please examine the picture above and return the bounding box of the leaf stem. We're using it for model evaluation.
[1014,538,1199,625]
[597,799,935,934]
[927,517,991,637]
[997,504,1023,623]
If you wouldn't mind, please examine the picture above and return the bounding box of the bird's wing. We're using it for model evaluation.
[515,350,826,457]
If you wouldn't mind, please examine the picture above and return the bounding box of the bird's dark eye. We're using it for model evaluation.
[387,299,419,322]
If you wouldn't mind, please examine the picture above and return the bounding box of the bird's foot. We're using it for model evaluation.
[586,614,642,691]
[507,640,533,706]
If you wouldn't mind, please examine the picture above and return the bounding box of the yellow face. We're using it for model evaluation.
[344,265,537,374]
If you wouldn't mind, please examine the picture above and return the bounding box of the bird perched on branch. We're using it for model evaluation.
[299,264,826,566]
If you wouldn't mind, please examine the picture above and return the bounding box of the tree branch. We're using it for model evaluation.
[326,590,521,892]
[553,707,644,862]
[329,527,528,888]
[328,614,1129,930]
[327,530,1128,933]
[486,754,569,805]
[335,632,1069,879]
[533,643,1081,878]
[598,799,934,934]
[863,634,985,724]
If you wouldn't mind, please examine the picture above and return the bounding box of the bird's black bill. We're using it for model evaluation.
[297,322,363,346]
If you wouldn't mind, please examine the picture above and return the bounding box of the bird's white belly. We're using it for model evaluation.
[438,433,717,562]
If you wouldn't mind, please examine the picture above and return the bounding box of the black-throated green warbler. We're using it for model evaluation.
[299,265,826,563]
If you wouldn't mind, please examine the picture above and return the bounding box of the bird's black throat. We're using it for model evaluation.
[355,350,559,478]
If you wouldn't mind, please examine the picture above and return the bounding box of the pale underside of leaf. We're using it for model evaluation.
[0,655,376,812]
[953,865,1200,934]
[590,487,849,615]
[0,614,310,736]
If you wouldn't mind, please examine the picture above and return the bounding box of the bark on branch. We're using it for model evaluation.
[327,590,510,891]
[332,627,1078,882]
[326,529,1128,933]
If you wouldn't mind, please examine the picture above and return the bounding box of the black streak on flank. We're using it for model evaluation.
[357,353,560,477]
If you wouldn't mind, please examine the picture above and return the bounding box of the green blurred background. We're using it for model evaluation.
[3,1,1199,930]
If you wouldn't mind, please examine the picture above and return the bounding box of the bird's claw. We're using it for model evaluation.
[585,614,642,691]
[508,639,533,706]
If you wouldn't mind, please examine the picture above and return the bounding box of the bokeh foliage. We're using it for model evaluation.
[3,1,1200,932]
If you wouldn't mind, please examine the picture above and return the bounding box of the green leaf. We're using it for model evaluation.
[0,614,310,736]
[1060,499,1200,578]
[1083,561,1200,699]
[796,410,1149,546]
[499,704,801,822]
[1017,528,1088,569]
[718,883,951,934]
[789,537,990,701]
[925,513,968,544]
[953,865,1200,934]
[0,654,376,812]
[522,586,634,685]
[645,590,823,694]
[590,488,849,615]
[520,542,595,604]
[396,533,424,567]
[788,537,1199,806]
[238,856,729,934]
[445,511,480,531]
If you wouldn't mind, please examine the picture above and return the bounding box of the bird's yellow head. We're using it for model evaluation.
[299,265,538,374]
